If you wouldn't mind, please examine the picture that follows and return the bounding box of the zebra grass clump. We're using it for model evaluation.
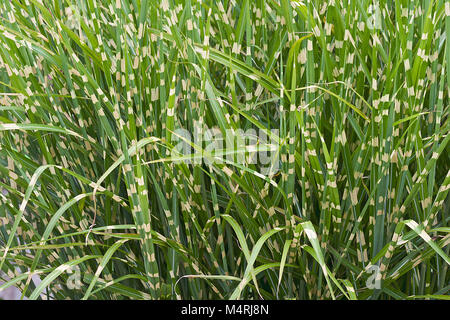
[0,0,449,300]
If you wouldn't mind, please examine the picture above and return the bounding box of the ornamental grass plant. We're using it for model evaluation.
[0,0,449,300]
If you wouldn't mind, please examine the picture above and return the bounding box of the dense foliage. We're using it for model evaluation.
[0,0,449,300]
